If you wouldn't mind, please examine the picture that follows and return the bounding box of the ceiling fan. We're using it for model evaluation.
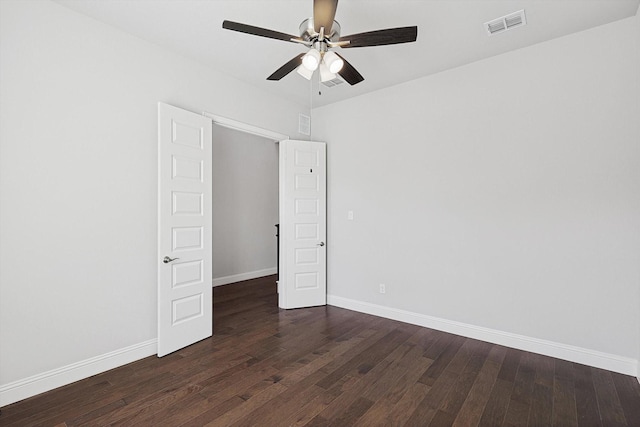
[222,0,418,86]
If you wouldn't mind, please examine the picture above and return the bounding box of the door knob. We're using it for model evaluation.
[163,256,179,264]
[317,242,325,247]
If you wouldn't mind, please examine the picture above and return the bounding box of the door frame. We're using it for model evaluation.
[202,112,289,143]
[202,110,289,288]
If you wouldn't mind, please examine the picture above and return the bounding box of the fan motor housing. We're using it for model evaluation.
[299,18,341,43]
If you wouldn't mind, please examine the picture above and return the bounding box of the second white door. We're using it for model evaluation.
[278,140,327,309]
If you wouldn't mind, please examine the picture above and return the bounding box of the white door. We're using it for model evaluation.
[157,103,212,357]
[279,140,327,309]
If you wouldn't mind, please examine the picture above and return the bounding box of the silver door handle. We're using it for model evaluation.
[163,256,179,264]
[317,242,325,247]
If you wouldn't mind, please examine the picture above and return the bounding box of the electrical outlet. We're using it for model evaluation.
[379,284,386,294]
[347,210,354,220]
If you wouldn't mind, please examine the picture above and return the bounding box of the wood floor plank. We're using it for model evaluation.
[311,341,418,422]
[279,385,338,427]
[478,378,513,427]
[129,392,209,427]
[611,372,640,426]
[439,341,491,418]
[358,342,416,402]
[326,396,374,427]
[108,383,205,426]
[405,369,459,426]
[420,331,452,358]
[64,399,127,426]
[2,275,639,427]
[442,338,475,376]
[552,359,578,427]
[228,370,330,427]
[315,327,414,390]
[498,348,524,383]
[386,382,431,426]
[573,363,603,427]
[418,335,466,387]
[452,345,506,427]
[526,353,554,426]
[527,382,553,427]
[591,368,627,427]
[533,352,555,389]
[198,382,288,427]
[503,352,537,426]
[278,326,380,388]
[429,409,457,427]
[353,351,434,427]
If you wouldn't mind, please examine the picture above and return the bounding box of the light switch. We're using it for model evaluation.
[347,210,354,220]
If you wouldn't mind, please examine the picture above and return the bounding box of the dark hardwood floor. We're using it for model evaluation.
[2,275,639,426]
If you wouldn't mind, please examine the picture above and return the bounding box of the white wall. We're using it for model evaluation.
[212,126,279,283]
[313,15,640,375]
[0,0,305,404]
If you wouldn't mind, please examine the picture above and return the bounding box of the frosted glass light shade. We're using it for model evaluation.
[296,65,314,80]
[323,51,344,73]
[319,63,336,82]
[302,49,321,71]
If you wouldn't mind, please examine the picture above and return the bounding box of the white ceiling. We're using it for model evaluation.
[53,0,639,108]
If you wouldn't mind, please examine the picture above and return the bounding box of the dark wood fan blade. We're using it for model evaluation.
[340,26,417,48]
[313,0,339,34]
[267,53,306,81]
[335,53,364,85]
[223,20,302,43]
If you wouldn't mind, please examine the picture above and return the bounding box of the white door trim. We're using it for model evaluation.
[202,112,289,142]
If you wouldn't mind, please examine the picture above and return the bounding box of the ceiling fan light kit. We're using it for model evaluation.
[297,63,315,80]
[222,0,418,86]
[319,63,337,82]
[323,51,344,73]
[302,48,322,71]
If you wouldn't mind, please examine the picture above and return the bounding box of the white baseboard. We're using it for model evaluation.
[0,339,157,407]
[327,295,638,377]
[212,267,276,287]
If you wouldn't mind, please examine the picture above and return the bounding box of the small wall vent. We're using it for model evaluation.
[485,10,526,35]
[298,113,311,136]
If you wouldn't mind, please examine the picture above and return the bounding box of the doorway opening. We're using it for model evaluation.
[158,104,326,356]
[211,124,279,287]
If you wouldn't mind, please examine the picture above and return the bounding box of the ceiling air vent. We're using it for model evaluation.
[485,10,526,36]
[321,77,345,88]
